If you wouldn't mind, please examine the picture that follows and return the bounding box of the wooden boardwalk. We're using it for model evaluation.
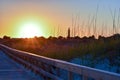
[0,44,120,80]
[0,50,41,80]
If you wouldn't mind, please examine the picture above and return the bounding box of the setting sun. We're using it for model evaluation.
[19,22,43,38]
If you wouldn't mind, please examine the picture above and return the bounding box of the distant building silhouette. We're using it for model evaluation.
[67,28,70,38]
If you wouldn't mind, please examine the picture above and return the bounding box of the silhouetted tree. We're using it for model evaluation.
[3,35,11,39]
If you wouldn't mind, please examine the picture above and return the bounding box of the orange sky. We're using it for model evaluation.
[0,0,120,38]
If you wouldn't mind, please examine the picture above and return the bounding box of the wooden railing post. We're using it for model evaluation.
[68,71,73,80]
[83,75,88,80]
[56,67,60,77]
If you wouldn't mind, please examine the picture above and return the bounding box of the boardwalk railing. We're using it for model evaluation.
[0,44,120,80]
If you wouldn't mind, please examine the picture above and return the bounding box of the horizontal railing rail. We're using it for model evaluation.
[0,44,120,80]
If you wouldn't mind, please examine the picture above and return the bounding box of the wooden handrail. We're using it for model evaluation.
[0,44,120,80]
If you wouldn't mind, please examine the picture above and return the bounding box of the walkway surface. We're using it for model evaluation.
[0,50,42,80]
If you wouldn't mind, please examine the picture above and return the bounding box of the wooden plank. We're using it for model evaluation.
[68,71,73,80]
[0,50,41,80]
[56,67,60,77]
[82,75,88,80]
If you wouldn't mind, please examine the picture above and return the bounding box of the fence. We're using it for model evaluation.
[0,44,120,80]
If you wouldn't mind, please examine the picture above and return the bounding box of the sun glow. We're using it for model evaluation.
[19,22,43,38]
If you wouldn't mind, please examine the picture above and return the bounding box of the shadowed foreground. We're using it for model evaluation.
[0,50,41,80]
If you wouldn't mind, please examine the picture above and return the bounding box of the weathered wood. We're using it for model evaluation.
[0,51,41,80]
[0,44,120,80]
[1,46,62,80]
[56,67,60,77]
[68,71,73,80]
[82,75,88,80]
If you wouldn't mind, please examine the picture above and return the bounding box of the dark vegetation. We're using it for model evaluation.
[0,34,120,61]
[1,34,120,73]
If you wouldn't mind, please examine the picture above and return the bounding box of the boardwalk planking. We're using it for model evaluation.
[0,50,41,80]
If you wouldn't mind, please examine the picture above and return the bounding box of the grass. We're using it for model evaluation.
[1,34,120,62]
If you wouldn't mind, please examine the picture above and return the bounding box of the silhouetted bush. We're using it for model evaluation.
[3,35,11,39]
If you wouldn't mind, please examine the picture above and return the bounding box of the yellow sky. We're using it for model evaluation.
[0,0,120,38]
